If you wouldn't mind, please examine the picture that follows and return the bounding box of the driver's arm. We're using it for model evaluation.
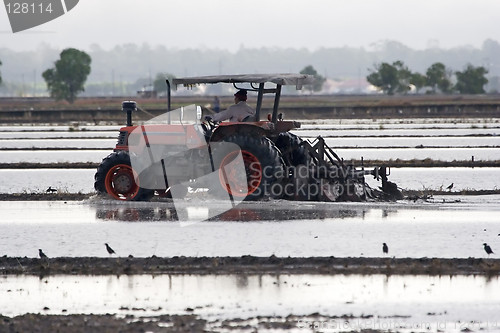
[212,107,233,122]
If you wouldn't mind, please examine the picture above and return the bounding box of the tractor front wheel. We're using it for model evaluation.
[94,151,154,201]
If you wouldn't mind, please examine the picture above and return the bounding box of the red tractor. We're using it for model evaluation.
[94,74,401,202]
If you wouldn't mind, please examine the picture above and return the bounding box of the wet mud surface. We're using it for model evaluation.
[0,311,380,333]
[0,193,91,201]
[0,313,208,333]
[2,256,500,276]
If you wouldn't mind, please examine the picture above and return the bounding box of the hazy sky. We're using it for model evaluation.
[1,0,500,52]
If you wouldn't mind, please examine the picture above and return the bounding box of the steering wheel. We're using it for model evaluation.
[201,117,218,133]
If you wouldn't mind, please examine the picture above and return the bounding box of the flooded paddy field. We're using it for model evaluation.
[1,272,500,332]
[1,197,499,258]
[0,118,499,172]
[1,117,500,332]
[0,117,499,193]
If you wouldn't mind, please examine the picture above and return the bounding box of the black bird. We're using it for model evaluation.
[446,183,454,191]
[46,186,57,193]
[105,243,116,255]
[382,243,389,254]
[39,249,48,259]
[483,243,494,256]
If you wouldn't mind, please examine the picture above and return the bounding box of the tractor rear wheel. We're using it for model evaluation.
[274,132,309,167]
[94,151,154,201]
[213,135,284,200]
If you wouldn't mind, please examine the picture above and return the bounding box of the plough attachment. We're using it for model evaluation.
[281,136,402,202]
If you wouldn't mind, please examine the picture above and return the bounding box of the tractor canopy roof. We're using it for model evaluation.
[170,73,315,123]
[172,73,315,89]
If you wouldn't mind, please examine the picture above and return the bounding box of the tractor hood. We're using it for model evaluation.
[172,73,315,89]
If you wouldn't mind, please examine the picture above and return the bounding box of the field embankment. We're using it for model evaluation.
[2,256,500,276]
[1,95,499,123]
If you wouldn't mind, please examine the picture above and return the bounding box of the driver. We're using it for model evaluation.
[205,89,255,122]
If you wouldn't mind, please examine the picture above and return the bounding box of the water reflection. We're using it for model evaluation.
[94,203,365,222]
[96,206,179,221]
[1,274,499,328]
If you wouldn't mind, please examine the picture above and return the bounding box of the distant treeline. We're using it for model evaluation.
[1,39,500,96]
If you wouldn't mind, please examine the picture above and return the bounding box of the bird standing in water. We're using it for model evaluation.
[382,243,389,255]
[39,249,48,259]
[446,183,454,191]
[105,243,116,255]
[483,243,494,256]
[46,186,57,193]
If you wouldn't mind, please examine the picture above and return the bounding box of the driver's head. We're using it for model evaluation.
[234,89,247,102]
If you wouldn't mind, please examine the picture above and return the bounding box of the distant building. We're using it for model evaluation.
[137,84,157,98]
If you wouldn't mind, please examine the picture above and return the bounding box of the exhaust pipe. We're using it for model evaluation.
[122,100,137,126]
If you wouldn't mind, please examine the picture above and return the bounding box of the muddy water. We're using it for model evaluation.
[1,197,499,258]
[1,274,500,332]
